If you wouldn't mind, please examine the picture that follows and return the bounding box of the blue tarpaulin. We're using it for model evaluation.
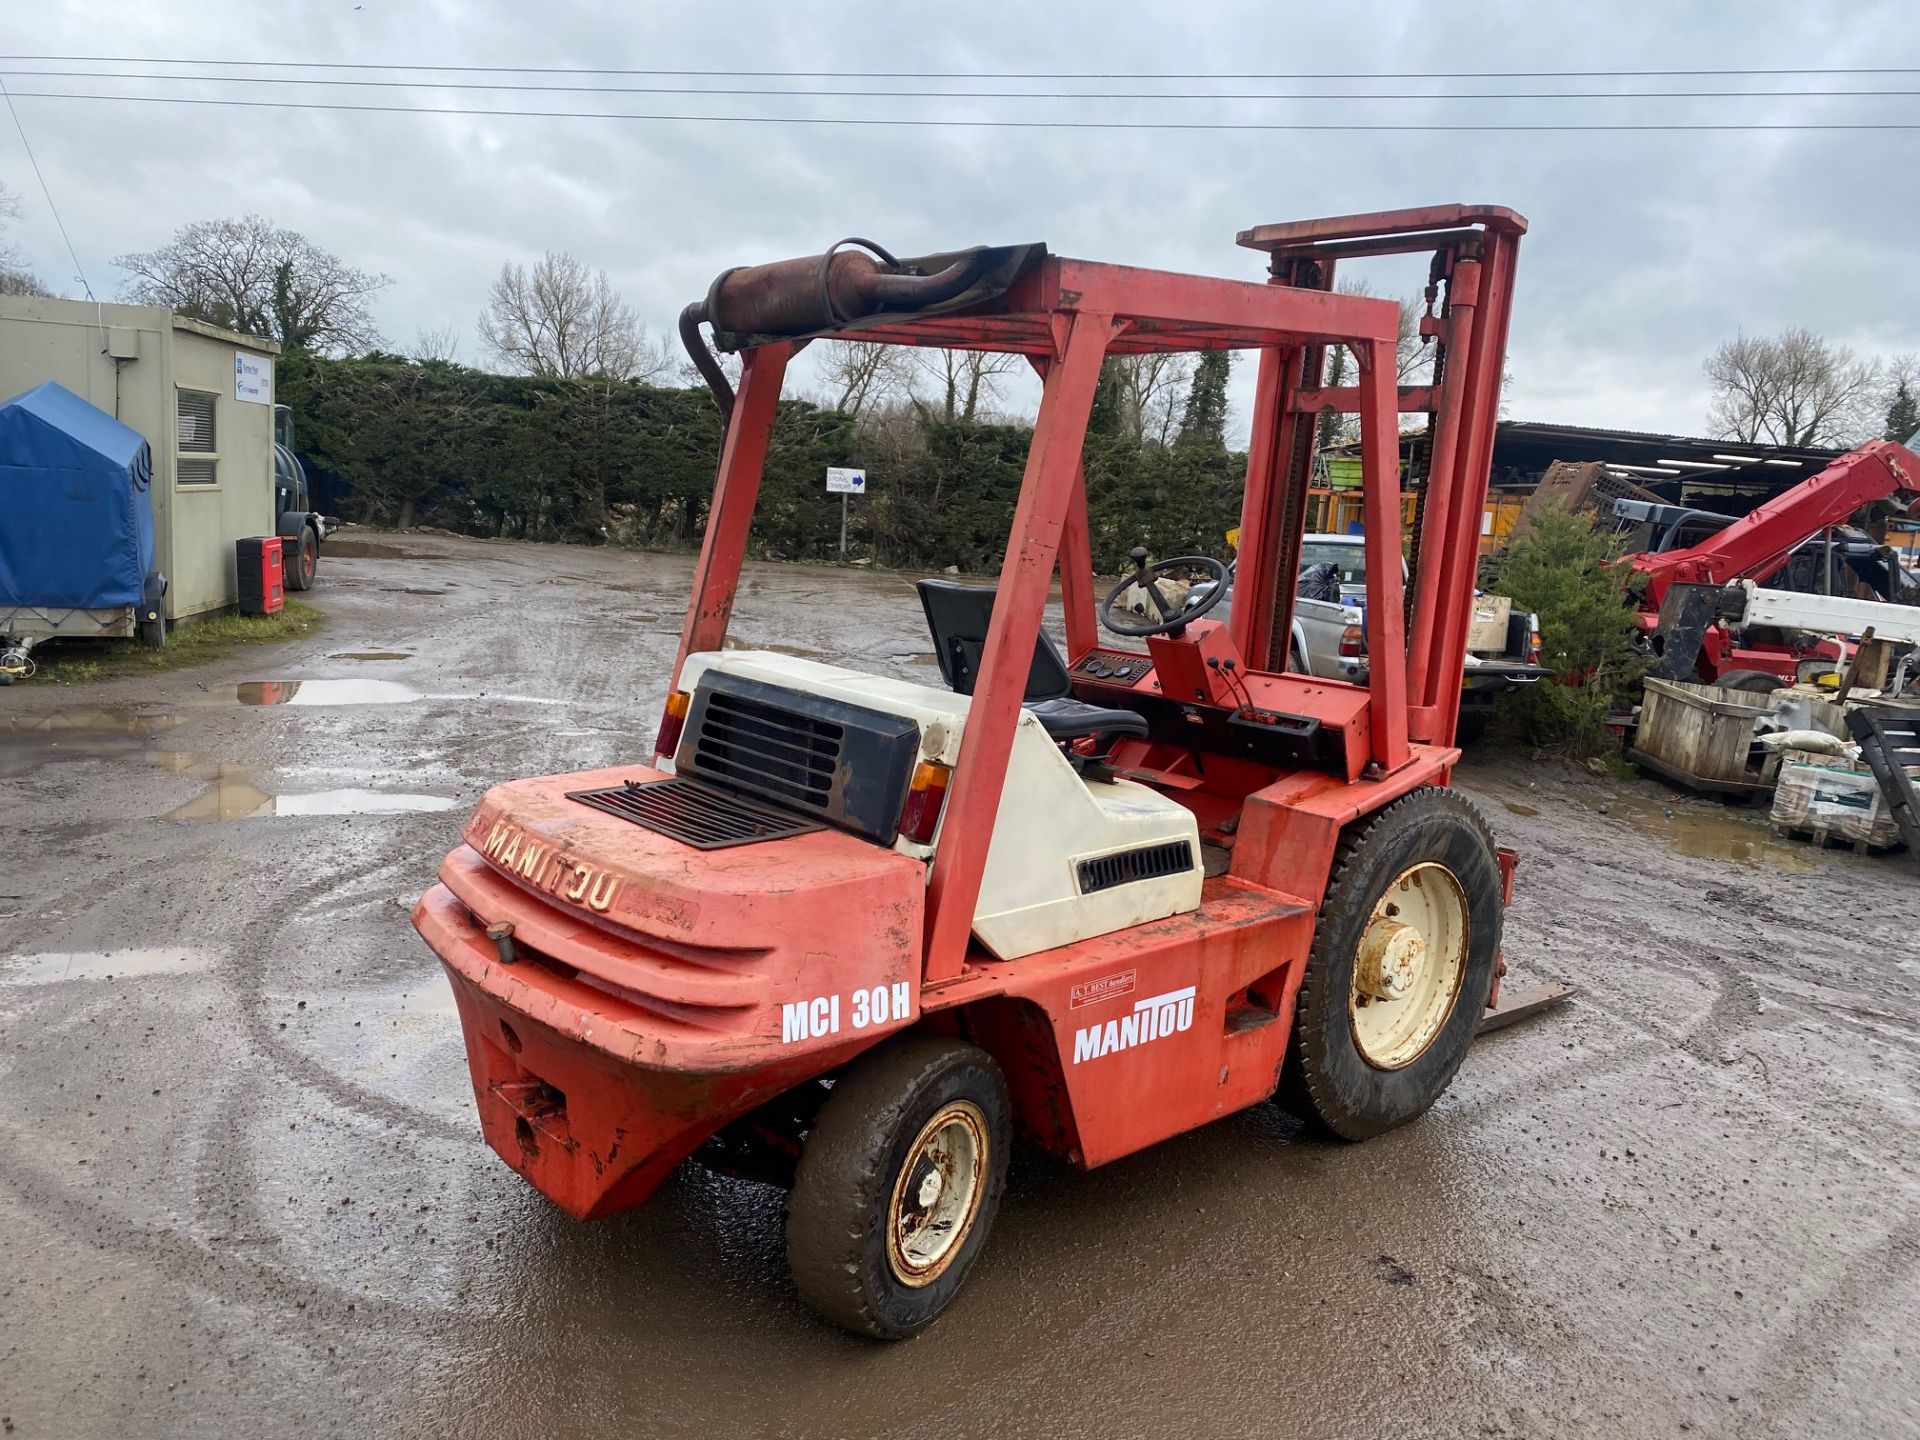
[0,381,155,610]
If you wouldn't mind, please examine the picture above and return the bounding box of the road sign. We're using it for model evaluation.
[826,467,867,495]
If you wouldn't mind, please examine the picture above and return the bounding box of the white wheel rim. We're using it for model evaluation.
[886,1100,988,1287]
[1348,862,1469,1070]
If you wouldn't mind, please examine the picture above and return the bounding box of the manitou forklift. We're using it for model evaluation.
[415,206,1532,1337]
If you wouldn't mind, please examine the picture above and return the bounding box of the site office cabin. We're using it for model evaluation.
[414,206,1527,1338]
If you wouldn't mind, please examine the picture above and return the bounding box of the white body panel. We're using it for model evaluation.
[676,651,1203,960]
[1736,580,1920,646]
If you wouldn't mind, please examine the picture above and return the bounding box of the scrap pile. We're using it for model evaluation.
[1629,670,1920,861]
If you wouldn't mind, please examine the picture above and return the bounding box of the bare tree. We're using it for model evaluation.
[115,215,388,353]
[409,324,462,364]
[631,329,678,385]
[1107,352,1194,445]
[913,348,1022,424]
[478,251,665,381]
[1314,282,1431,450]
[1706,328,1882,448]
[0,182,50,297]
[819,340,912,417]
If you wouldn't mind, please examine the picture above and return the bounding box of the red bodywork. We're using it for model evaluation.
[414,206,1526,1219]
[1628,440,1920,682]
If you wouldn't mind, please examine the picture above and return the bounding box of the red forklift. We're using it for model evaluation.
[415,206,1532,1337]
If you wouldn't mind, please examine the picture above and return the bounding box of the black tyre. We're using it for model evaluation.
[787,1036,1010,1340]
[1279,786,1502,1140]
[285,526,318,592]
[1714,668,1784,694]
[138,616,166,650]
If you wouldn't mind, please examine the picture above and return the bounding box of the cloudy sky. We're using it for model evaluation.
[3,1,1916,439]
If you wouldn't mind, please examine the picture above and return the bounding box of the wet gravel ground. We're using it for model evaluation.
[1,530,1914,1440]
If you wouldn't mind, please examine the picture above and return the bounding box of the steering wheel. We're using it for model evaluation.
[1100,547,1232,638]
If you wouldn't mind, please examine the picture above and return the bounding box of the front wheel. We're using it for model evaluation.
[1279,786,1502,1139]
[284,526,318,592]
[787,1036,1010,1339]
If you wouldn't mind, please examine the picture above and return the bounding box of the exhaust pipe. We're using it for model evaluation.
[678,238,1005,417]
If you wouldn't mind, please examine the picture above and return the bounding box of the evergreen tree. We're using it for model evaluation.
[1085,357,1127,439]
[1885,380,1920,443]
[1175,350,1231,450]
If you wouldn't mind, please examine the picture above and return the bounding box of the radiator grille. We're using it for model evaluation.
[691,689,844,812]
[1077,840,1196,894]
[566,777,824,850]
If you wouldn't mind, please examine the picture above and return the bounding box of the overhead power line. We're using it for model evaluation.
[0,75,93,298]
[6,89,1918,131]
[2,56,1920,80]
[3,69,1916,100]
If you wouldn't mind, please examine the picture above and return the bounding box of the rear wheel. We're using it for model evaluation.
[285,526,318,592]
[1453,708,1490,746]
[787,1036,1010,1339]
[1279,786,1502,1139]
[1714,668,1784,694]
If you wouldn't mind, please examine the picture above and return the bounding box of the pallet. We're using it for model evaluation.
[1627,743,1770,801]
[1769,822,1900,857]
[1845,705,1920,864]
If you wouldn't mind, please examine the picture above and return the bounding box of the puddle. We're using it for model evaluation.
[324,540,439,560]
[164,777,462,822]
[1582,792,1817,872]
[0,708,186,777]
[237,680,421,706]
[236,680,562,708]
[4,948,211,984]
[329,651,412,662]
[1502,801,1540,817]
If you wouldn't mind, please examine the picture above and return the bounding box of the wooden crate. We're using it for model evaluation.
[1629,678,1777,795]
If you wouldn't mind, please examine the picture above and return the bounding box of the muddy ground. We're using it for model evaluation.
[1,531,1914,1440]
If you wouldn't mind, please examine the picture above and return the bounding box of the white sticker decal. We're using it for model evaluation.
[782,982,911,1043]
[1071,985,1196,1064]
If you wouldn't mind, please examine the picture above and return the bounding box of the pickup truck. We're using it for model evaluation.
[1289,534,1548,741]
[1189,533,1547,742]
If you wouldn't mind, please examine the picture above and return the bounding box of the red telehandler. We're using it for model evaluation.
[414,207,1545,1337]
[1625,438,1920,689]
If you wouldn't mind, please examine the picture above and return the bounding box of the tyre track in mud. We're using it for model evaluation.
[222,847,473,1145]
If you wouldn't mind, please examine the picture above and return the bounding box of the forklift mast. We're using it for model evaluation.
[1235,207,1525,747]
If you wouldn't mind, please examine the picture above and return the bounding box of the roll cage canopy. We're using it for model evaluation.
[673,205,1526,982]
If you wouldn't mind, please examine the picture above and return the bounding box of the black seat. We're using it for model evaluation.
[916,579,1149,744]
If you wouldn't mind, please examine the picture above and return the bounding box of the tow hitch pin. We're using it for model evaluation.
[486,920,518,966]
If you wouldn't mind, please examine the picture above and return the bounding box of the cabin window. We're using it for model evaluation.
[177,389,218,486]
